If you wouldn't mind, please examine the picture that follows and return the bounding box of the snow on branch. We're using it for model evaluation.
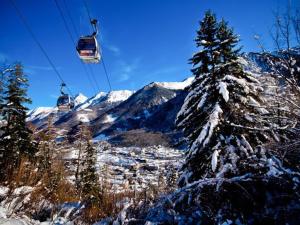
[211,150,219,172]
[197,92,208,110]
[218,82,229,102]
[190,104,223,154]
[229,122,292,131]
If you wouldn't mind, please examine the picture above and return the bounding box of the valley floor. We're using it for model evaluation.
[0,143,184,224]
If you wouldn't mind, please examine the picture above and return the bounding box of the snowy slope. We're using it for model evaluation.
[27,77,194,125]
[152,77,194,90]
[75,91,107,110]
[76,90,133,110]
[74,93,88,106]
[91,82,186,137]
[105,90,134,103]
[26,77,194,141]
[27,107,57,122]
[0,143,184,224]
[28,90,133,122]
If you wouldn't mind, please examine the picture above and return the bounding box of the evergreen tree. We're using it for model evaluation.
[140,12,300,225]
[191,11,219,76]
[176,12,281,185]
[0,69,4,116]
[0,63,36,180]
[0,67,7,179]
[79,141,100,201]
[35,116,56,175]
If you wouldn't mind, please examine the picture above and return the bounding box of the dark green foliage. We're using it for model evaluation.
[79,141,100,202]
[176,12,277,185]
[191,11,219,75]
[217,20,241,63]
[0,63,37,181]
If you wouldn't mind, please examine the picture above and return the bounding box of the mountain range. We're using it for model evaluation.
[27,49,300,146]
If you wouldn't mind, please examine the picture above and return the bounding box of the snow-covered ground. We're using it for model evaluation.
[0,144,184,224]
[102,114,117,123]
[76,113,90,123]
[65,143,184,192]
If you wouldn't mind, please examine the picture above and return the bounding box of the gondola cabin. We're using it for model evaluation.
[76,36,101,63]
[57,94,75,111]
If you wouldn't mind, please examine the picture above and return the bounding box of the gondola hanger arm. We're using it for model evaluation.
[91,19,98,37]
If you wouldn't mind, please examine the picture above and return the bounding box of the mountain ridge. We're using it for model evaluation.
[27,50,300,146]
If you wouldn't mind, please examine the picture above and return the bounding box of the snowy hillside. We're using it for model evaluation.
[27,107,57,122]
[105,90,134,103]
[26,78,193,144]
[76,90,133,110]
[74,93,88,106]
[0,143,184,224]
[153,76,194,90]
[67,143,184,192]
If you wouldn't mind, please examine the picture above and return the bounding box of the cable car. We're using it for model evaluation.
[76,36,100,63]
[76,19,101,63]
[57,83,75,111]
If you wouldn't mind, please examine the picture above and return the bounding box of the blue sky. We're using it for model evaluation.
[0,0,298,108]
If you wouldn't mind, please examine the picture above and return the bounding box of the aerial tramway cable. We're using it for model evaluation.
[99,56,112,91]
[82,0,113,92]
[9,0,74,98]
[61,0,102,93]
[54,0,100,94]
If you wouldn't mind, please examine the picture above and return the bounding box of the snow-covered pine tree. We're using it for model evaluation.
[134,12,300,225]
[36,116,56,175]
[75,122,92,186]
[0,64,37,180]
[79,140,100,200]
[176,12,276,185]
[0,67,6,179]
[0,68,4,116]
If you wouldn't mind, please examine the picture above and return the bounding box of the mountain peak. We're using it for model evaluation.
[151,76,194,90]
[105,90,134,103]
[74,93,88,106]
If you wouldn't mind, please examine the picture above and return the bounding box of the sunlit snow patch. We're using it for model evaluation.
[27,107,57,121]
[105,90,133,103]
[74,93,88,106]
[103,114,117,123]
[77,114,90,123]
[154,77,194,90]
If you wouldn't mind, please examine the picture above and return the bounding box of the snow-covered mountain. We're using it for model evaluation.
[27,50,300,146]
[151,77,194,90]
[27,107,58,122]
[27,78,192,145]
[74,93,88,106]
[75,90,133,111]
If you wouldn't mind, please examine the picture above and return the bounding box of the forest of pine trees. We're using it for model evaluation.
[0,64,114,223]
